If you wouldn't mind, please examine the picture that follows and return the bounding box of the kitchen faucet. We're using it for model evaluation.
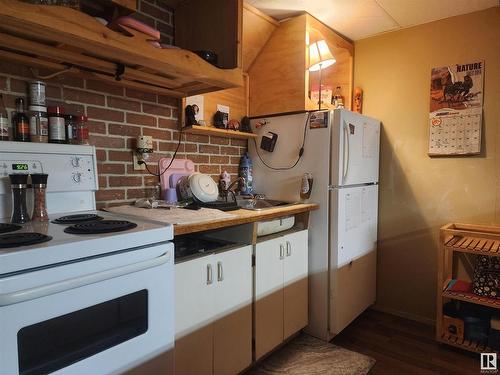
[221,177,245,202]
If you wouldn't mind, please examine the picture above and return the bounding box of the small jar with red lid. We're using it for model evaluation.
[76,115,89,145]
[47,106,66,144]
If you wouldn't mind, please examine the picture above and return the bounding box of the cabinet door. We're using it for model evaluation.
[283,230,309,339]
[254,237,284,359]
[175,0,242,69]
[213,246,253,375]
[175,255,215,375]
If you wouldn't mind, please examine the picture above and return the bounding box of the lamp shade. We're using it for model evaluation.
[308,40,336,71]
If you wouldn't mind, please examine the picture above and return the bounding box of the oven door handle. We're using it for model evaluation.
[0,250,171,307]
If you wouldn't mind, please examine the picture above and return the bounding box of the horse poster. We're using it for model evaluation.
[428,60,484,155]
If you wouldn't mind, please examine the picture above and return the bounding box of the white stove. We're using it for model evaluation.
[0,143,174,375]
[0,210,173,275]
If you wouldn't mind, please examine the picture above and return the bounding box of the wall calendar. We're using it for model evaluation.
[428,60,484,156]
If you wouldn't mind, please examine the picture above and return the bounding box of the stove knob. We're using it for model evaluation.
[71,157,80,168]
[72,172,82,183]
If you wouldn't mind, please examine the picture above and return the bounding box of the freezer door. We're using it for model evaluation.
[331,109,380,186]
[330,184,378,268]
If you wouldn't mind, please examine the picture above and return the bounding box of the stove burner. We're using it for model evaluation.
[64,220,137,234]
[52,214,104,224]
[0,233,52,248]
[0,223,22,234]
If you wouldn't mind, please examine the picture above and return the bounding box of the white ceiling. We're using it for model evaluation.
[246,0,499,40]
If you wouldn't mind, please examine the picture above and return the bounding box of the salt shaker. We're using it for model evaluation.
[31,174,49,222]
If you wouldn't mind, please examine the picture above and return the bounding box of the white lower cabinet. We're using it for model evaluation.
[254,229,309,359]
[175,245,252,375]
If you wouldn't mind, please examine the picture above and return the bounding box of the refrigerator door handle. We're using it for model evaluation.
[342,121,350,184]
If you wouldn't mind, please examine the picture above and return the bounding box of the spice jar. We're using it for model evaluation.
[48,106,66,144]
[31,173,49,222]
[29,105,49,143]
[65,114,77,144]
[29,80,46,106]
[76,115,89,145]
[9,174,30,224]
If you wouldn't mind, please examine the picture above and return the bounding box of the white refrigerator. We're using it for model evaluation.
[249,109,380,341]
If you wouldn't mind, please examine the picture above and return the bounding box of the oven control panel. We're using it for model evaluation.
[0,144,98,195]
[0,154,96,191]
[0,144,98,218]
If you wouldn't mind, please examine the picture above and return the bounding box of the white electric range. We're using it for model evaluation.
[0,142,174,375]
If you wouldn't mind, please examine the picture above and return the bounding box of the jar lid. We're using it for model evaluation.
[9,174,29,185]
[30,80,46,85]
[65,114,77,120]
[28,105,47,112]
[31,173,48,185]
[77,115,88,122]
[47,106,65,115]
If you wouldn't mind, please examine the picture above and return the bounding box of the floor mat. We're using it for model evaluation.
[248,334,376,375]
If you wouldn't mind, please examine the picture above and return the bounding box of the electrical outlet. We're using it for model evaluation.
[133,154,145,171]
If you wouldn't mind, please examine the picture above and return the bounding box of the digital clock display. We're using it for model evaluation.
[12,163,29,171]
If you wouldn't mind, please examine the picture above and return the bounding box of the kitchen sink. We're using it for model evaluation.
[237,198,298,211]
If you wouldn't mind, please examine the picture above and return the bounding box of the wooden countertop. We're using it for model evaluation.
[174,203,319,235]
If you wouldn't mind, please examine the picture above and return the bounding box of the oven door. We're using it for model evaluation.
[0,242,174,375]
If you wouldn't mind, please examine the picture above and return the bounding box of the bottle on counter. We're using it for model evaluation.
[238,152,253,195]
[0,94,9,141]
[29,105,49,143]
[48,106,66,144]
[14,98,30,142]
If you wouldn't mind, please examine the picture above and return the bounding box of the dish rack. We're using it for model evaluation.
[437,223,500,353]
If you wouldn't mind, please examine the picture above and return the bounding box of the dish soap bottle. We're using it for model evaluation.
[238,153,253,196]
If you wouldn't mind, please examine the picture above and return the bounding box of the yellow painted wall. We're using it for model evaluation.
[354,7,500,322]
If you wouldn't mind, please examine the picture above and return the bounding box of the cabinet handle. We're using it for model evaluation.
[286,241,291,257]
[207,264,213,285]
[279,244,285,260]
[217,261,224,282]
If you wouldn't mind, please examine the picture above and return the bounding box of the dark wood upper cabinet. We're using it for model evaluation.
[173,0,242,69]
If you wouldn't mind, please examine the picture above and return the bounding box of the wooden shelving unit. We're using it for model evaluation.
[0,0,243,97]
[437,223,500,353]
[440,333,495,353]
[442,289,500,309]
[183,125,257,140]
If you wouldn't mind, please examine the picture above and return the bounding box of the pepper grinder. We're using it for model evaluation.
[9,174,30,224]
[31,173,49,222]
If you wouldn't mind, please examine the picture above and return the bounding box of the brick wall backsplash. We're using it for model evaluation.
[0,62,247,207]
